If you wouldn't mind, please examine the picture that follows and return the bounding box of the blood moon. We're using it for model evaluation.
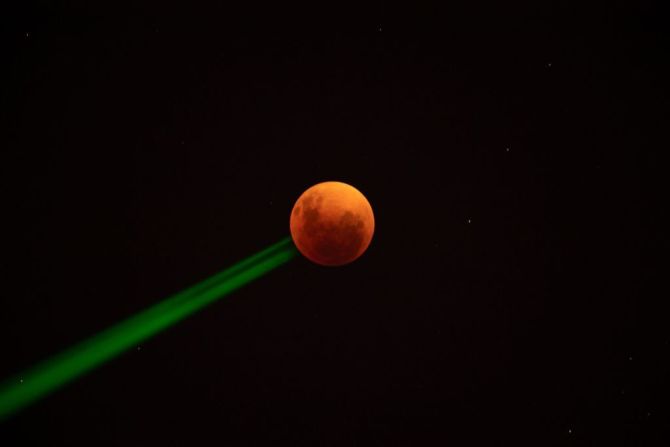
[290,181,375,266]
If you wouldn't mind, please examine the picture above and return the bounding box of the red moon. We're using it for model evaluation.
[290,181,375,266]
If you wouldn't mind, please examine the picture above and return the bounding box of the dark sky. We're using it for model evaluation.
[2,1,665,445]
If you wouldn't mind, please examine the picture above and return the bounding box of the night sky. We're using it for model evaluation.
[2,1,665,445]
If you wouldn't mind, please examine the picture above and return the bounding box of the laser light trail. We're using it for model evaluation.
[0,237,296,421]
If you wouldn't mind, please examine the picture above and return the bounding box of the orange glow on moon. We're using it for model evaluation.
[290,181,375,266]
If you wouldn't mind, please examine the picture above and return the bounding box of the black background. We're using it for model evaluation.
[2,1,666,445]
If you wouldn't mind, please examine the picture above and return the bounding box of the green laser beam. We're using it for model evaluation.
[0,237,296,421]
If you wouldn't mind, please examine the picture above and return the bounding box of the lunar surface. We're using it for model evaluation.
[290,181,375,266]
